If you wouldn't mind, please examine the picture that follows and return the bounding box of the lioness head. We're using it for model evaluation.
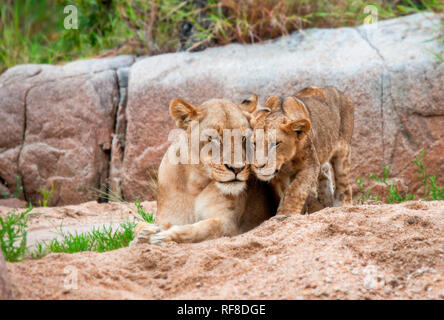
[249,96,311,181]
[169,96,257,195]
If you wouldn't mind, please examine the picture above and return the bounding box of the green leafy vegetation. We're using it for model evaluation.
[355,177,380,204]
[0,204,33,262]
[413,149,444,200]
[1,0,443,73]
[355,149,444,204]
[369,166,414,204]
[134,199,155,223]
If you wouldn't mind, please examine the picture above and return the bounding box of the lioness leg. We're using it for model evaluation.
[150,217,238,244]
[332,143,352,206]
[145,182,244,245]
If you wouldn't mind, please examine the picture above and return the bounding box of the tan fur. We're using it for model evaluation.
[250,87,354,215]
[132,97,277,245]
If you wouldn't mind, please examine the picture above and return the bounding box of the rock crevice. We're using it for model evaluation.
[356,27,386,167]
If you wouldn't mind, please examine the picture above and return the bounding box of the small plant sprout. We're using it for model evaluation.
[369,166,414,204]
[134,200,155,223]
[38,184,55,207]
[355,177,379,204]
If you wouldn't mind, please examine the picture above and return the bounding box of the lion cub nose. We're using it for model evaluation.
[224,164,245,174]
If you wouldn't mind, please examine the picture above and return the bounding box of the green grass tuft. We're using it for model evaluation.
[413,149,444,200]
[38,221,137,254]
[134,200,154,223]
[29,199,154,258]
[0,204,33,262]
[1,194,155,261]
[369,165,414,204]
[355,177,380,204]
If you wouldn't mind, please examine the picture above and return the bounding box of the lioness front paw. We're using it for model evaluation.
[272,214,289,221]
[130,222,162,246]
[149,231,172,245]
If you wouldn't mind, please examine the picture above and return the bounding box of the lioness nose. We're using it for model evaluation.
[225,164,245,174]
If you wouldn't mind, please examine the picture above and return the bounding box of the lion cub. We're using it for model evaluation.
[249,87,354,215]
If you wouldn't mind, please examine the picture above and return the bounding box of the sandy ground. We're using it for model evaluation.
[5,200,444,300]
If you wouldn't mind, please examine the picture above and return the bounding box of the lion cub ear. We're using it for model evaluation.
[281,118,311,139]
[264,96,281,111]
[169,98,199,129]
[282,96,309,119]
[239,94,258,114]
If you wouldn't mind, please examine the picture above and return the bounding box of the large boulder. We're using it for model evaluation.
[122,13,444,200]
[0,56,135,205]
[0,251,12,300]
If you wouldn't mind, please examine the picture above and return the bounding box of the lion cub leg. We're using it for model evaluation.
[331,143,353,206]
[277,163,320,215]
[317,162,334,208]
[305,162,335,214]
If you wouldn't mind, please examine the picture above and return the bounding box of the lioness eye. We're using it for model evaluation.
[269,141,281,149]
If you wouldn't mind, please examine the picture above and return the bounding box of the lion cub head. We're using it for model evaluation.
[169,96,257,195]
[249,96,311,181]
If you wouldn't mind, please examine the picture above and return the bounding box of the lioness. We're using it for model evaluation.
[131,97,277,245]
[249,86,354,215]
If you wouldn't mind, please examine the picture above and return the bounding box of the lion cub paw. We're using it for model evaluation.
[129,222,162,247]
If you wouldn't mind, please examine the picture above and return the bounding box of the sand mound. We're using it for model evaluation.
[6,201,444,299]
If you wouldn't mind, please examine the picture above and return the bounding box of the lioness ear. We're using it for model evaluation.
[281,118,311,139]
[169,98,198,129]
[239,94,258,113]
[250,108,270,126]
[264,96,281,111]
